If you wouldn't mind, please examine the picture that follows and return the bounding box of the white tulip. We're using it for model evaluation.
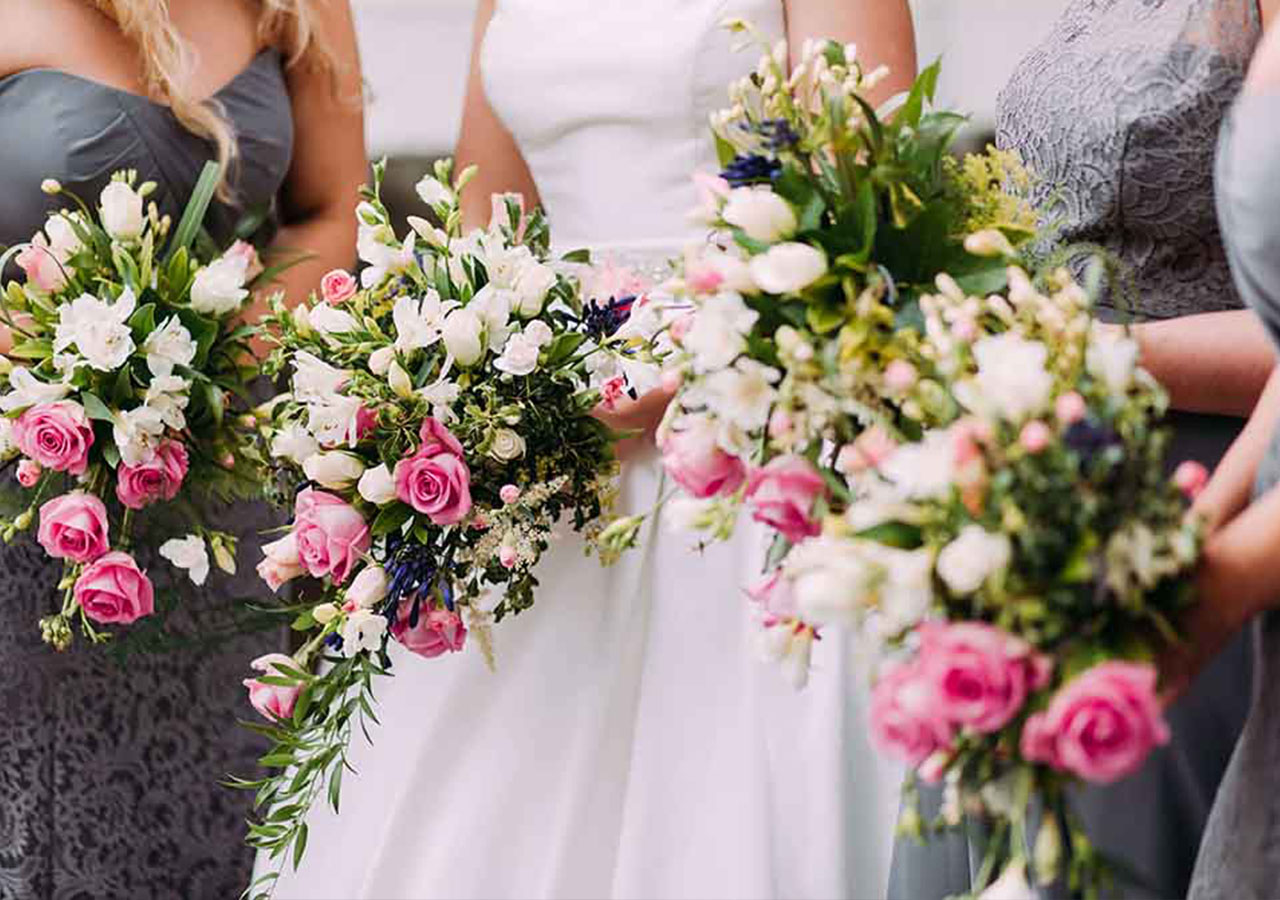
[722,187,797,243]
[368,346,396,376]
[345,565,390,610]
[160,535,210,586]
[357,463,397,506]
[442,308,485,366]
[512,261,556,317]
[191,256,251,316]
[303,451,366,489]
[99,181,145,241]
[936,525,1012,595]
[748,242,828,295]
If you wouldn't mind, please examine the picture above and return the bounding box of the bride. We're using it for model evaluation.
[272,2,915,897]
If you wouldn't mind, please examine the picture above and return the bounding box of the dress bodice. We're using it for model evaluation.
[480,0,784,255]
[996,0,1260,320]
[0,49,293,247]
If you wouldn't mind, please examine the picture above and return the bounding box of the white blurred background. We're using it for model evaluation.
[352,0,1073,160]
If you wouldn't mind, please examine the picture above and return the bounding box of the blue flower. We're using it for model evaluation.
[720,154,781,188]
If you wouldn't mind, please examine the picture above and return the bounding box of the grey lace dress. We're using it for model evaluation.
[1187,88,1280,900]
[888,2,1261,897]
[0,51,292,900]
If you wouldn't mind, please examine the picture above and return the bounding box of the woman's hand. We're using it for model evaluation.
[592,384,676,463]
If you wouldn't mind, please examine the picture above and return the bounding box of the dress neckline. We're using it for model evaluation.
[0,48,278,109]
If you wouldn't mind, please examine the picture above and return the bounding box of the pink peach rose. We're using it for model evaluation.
[745,454,827,543]
[115,440,189,510]
[16,239,69,293]
[1021,661,1170,784]
[257,533,306,592]
[320,269,358,305]
[746,570,798,623]
[1173,461,1209,500]
[16,459,41,487]
[293,488,371,584]
[869,661,954,767]
[243,653,303,721]
[391,603,467,659]
[73,551,154,625]
[394,426,472,525]
[916,622,1053,735]
[661,423,747,499]
[37,492,110,563]
[14,401,95,476]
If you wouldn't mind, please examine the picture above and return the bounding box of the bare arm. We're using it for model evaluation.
[784,0,917,104]
[453,0,539,231]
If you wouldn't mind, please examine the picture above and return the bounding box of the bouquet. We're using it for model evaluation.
[0,166,270,650]
[237,160,650,889]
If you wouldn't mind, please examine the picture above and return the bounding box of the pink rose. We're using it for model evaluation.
[115,440,189,510]
[500,484,521,505]
[321,269,359,305]
[869,661,954,767]
[73,551,154,625]
[293,488,371,584]
[394,425,472,525]
[1019,420,1052,454]
[745,454,827,543]
[225,240,264,281]
[14,401,95,476]
[37,492,110,563]
[1055,391,1087,425]
[243,653,302,721]
[16,240,68,293]
[257,532,306,592]
[391,603,467,659]
[1021,661,1170,784]
[16,459,41,487]
[661,421,747,499]
[916,622,1052,735]
[746,570,798,623]
[1173,461,1209,500]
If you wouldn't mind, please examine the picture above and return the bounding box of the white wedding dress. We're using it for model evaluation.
[270,2,901,897]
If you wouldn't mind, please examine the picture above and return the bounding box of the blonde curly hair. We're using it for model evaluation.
[90,0,334,191]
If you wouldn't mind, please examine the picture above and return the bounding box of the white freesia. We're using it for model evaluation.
[407,216,449,248]
[493,331,542,376]
[144,374,191,431]
[683,291,758,371]
[388,360,414,399]
[160,535,210,586]
[306,394,365,448]
[346,565,390,611]
[442,308,485,366]
[190,255,251,315]
[470,284,514,344]
[368,346,396,376]
[54,289,137,372]
[357,463,397,505]
[302,451,366,489]
[419,378,461,423]
[512,261,556,317]
[475,231,534,289]
[113,405,166,466]
[1087,329,1141,396]
[0,367,71,412]
[722,187,797,243]
[291,351,351,402]
[748,242,828,295]
[415,174,455,207]
[955,333,1053,422]
[270,422,320,465]
[755,622,814,689]
[937,525,1012,595]
[699,358,780,431]
[341,609,388,658]
[99,181,144,241]
[358,225,415,289]
[142,317,196,377]
[308,304,358,336]
[489,428,526,461]
[393,290,456,352]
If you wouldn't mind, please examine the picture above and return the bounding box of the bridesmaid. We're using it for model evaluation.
[0,1,365,896]
[890,1,1278,897]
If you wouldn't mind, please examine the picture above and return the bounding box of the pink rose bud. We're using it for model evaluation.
[884,360,918,394]
[73,551,155,625]
[16,241,68,293]
[257,533,305,592]
[13,401,95,476]
[225,240,264,280]
[869,661,954,767]
[243,653,303,721]
[660,420,747,499]
[391,602,467,659]
[500,484,521,505]
[293,488,372,584]
[16,459,41,487]
[1019,420,1052,454]
[37,492,110,563]
[660,369,683,393]
[498,546,518,569]
[220,453,236,470]
[1055,391,1088,425]
[321,268,359,305]
[115,440,189,510]
[1173,460,1209,500]
[1021,661,1169,784]
[471,513,490,531]
[745,454,827,543]
[394,422,473,526]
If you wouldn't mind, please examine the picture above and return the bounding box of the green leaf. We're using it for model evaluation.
[7,339,52,361]
[127,303,157,341]
[805,303,846,335]
[166,162,222,261]
[205,382,225,425]
[542,332,587,368]
[895,59,941,128]
[328,764,344,813]
[371,503,413,537]
[81,392,115,423]
[856,521,924,550]
[559,248,591,264]
[102,441,121,469]
[292,822,309,870]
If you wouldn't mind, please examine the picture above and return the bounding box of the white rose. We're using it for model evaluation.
[1086,331,1140,396]
[493,332,541,377]
[748,243,828,295]
[190,256,251,316]
[357,463,397,505]
[99,181,144,241]
[442,308,485,366]
[368,346,396,376]
[142,316,196,377]
[415,175,455,207]
[302,451,366,489]
[341,608,388,658]
[682,291,758,372]
[270,423,320,465]
[489,428,526,461]
[309,304,358,336]
[291,351,351,402]
[722,187,797,243]
[936,525,1012,595]
[160,535,210,586]
[512,261,556,317]
[345,565,389,610]
[44,213,84,260]
[956,333,1053,422]
[0,367,71,413]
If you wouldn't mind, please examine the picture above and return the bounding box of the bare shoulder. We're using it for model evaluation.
[0,0,87,77]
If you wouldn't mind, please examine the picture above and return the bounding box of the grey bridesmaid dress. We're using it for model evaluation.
[0,52,292,899]
[1188,88,1280,900]
[888,2,1260,897]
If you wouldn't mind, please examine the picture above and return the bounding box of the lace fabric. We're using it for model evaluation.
[996,0,1261,320]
